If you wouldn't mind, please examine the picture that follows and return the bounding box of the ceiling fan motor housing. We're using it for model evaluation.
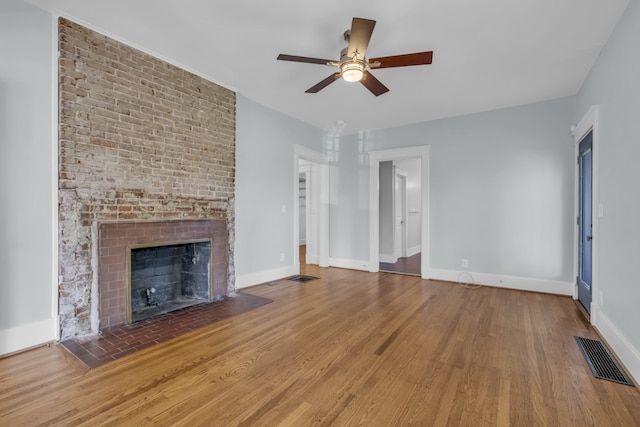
[339,47,365,82]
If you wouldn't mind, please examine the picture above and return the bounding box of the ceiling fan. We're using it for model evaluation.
[277,17,433,96]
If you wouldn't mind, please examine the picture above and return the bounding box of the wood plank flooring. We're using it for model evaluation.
[60,293,272,368]
[380,252,422,276]
[1,264,639,426]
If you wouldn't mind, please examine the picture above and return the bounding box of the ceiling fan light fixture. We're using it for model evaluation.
[340,60,364,82]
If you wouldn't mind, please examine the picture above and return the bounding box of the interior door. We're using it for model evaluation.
[578,130,593,312]
[394,171,407,260]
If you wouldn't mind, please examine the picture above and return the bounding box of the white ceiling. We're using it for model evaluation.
[27,0,629,135]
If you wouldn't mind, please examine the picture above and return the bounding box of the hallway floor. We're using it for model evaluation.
[380,252,421,276]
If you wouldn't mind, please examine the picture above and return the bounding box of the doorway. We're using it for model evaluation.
[572,106,599,322]
[378,162,420,275]
[369,146,430,279]
[298,161,311,266]
[577,131,593,312]
[293,145,329,273]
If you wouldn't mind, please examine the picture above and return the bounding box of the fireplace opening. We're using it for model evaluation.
[128,239,212,323]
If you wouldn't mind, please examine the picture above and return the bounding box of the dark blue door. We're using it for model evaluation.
[578,131,593,312]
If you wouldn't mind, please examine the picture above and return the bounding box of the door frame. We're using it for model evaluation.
[572,106,600,324]
[369,146,430,279]
[293,145,329,272]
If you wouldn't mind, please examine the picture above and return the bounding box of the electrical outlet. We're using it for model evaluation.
[280,253,285,262]
[461,259,468,268]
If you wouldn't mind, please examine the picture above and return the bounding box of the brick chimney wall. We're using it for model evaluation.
[58,18,236,339]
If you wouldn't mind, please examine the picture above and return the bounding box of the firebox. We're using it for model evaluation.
[127,239,212,323]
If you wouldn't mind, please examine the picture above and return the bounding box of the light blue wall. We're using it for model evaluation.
[235,95,323,277]
[327,131,371,262]
[577,0,640,349]
[0,1,54,332]
[329,97,577,282]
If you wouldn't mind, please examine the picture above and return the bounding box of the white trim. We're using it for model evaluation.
[235,265,298,289]
[407,245,422,257]
[594,309,640,385]
[293,145,330,274]
[51,12,237,93]
[0,318,57,356]
[572,106,600,323]
[51,13,61,340]
[429,268,574,296]
[329,258,371,272]
[379,254,396,264]
[369,146,430,279]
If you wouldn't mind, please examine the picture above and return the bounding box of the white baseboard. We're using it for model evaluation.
[0,317,57,356]
[379,253,396,264]
[429,268,573,295]
[407,245,421,257]
[594,309,640,385]
[235,265,297,289]
[329,258,371,272]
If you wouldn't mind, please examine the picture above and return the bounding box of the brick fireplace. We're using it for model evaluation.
[58,19,236,339]
[98,220,228,329]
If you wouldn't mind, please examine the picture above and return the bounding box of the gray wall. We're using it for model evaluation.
[577,0,640,352]
[329,97,576,282]
[235,95,323,280]
[328,131,371,262]
[0,0,54,350]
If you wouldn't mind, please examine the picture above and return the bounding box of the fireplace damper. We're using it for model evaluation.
[128,239,212,323]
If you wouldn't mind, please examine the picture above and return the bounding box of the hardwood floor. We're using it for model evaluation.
[380,252,422,276]
[1,265,639,426]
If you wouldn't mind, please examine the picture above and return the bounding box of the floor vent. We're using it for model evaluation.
[287,275,319,283]
[575,337,634,386]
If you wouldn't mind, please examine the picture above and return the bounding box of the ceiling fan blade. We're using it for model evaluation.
[360,70,389,96]
[347,18,376,60]
[305,73,341,93]
[368,51,433,69]
[277,54,334,66]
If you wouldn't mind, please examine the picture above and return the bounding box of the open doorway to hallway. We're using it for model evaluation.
[378,158,422,276]
[298,162,311,267]
[293,145,329,274]
[369,145,429,279]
